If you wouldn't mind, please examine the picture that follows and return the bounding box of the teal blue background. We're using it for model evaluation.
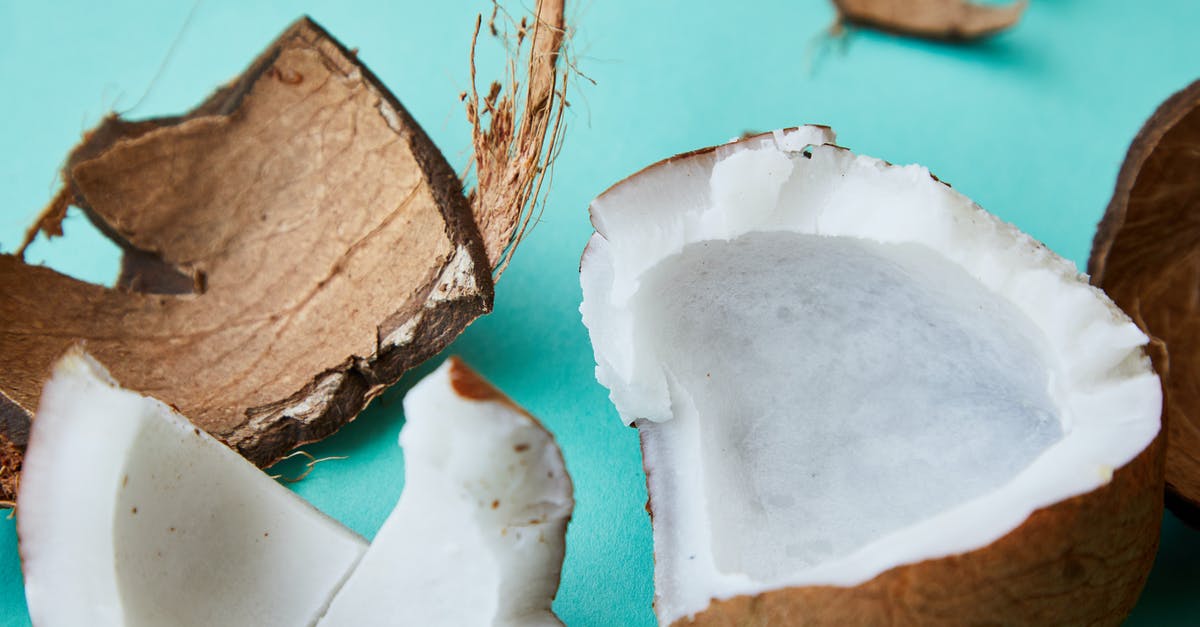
[2,1,1199,624]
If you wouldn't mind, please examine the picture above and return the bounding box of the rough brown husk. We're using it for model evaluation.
[832,0,1027,40]
[667,433,1164,626]
[0,3,567,503]
[467,0,567,274]
[1089,79,1200,525]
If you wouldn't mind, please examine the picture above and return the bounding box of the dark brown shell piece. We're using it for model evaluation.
[1090,78,1200,524]
[608,127,1163,626]
[832,0,1027,40]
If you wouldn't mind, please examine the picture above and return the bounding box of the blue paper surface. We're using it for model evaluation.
[1,1,1198,625]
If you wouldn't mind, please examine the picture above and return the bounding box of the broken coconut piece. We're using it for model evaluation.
[318,357,572,626]
[0,0,567,504]
[1090,79,1200,525]
[580,127,1163,624]
[17,350,572,626]
[17,349,367,627]
[832,0,1027,40]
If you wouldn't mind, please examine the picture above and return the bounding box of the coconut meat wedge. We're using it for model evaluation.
[318,357,573,626]
[17,350,367,627]
[19,352,573,626]
[580,127,1163,624]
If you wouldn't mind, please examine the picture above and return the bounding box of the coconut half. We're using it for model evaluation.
[580,127,1164,624]
[318,357,573,626]
[1090,78,1200,524]
[17,349,367,627]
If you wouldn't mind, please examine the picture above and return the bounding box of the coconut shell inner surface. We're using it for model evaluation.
[832,0,1027,40]
[0,7,568,503]
[1090,79,1200,523]
[580,127,1163,625]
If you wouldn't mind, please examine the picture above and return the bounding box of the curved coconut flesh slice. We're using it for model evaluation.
[1090,79,1200,524]
[580,127,1163,624]
[17,349,367,627]
[319,357,572,626]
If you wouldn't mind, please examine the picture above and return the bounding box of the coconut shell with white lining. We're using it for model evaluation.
[581,126,1164,625]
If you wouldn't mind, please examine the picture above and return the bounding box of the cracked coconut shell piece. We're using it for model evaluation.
[0,3,567,503]
[580,127,1163,625]
[671,442,1162,625]
[1091,79,1200,524]
[832,0,1027,40]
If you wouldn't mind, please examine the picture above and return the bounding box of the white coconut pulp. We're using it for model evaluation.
[579,126,1162,624]
[17,350,367,627]
[18,353,571,626]
[318,358,573,626]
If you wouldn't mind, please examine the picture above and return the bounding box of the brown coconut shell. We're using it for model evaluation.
[0,3,567,503]
[1089,79,1200,525]
[832,0,1027,40]
[664,434,1163,626]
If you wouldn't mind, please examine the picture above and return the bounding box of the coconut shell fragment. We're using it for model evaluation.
[0,2,568,504]
[1090,79,1200,524]
[832,0,1027,40]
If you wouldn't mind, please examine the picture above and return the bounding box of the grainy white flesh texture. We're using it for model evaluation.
[318,358,572,627]
[637,232,1062,581]
[17,351,367,627]
[579,126,1162,624]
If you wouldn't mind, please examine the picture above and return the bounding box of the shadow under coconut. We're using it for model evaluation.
[835,23,1044,73]
[1126,512,1200,625]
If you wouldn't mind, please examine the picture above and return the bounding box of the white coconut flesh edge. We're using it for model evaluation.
[579,126,1162,624]
[17,349,367,627]
[317,358,573,627]
[18,353,573,627]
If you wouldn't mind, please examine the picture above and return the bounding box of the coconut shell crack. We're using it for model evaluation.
[832,0,1027,40]
[0,4,567,504]
[1090,79,1200,525]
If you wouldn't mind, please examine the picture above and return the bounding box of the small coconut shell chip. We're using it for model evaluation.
[0,2,566,503]
[832,0,1027,40]
[1091,79,1200,524]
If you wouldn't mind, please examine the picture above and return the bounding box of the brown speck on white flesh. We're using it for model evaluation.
[0,0,570,505]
